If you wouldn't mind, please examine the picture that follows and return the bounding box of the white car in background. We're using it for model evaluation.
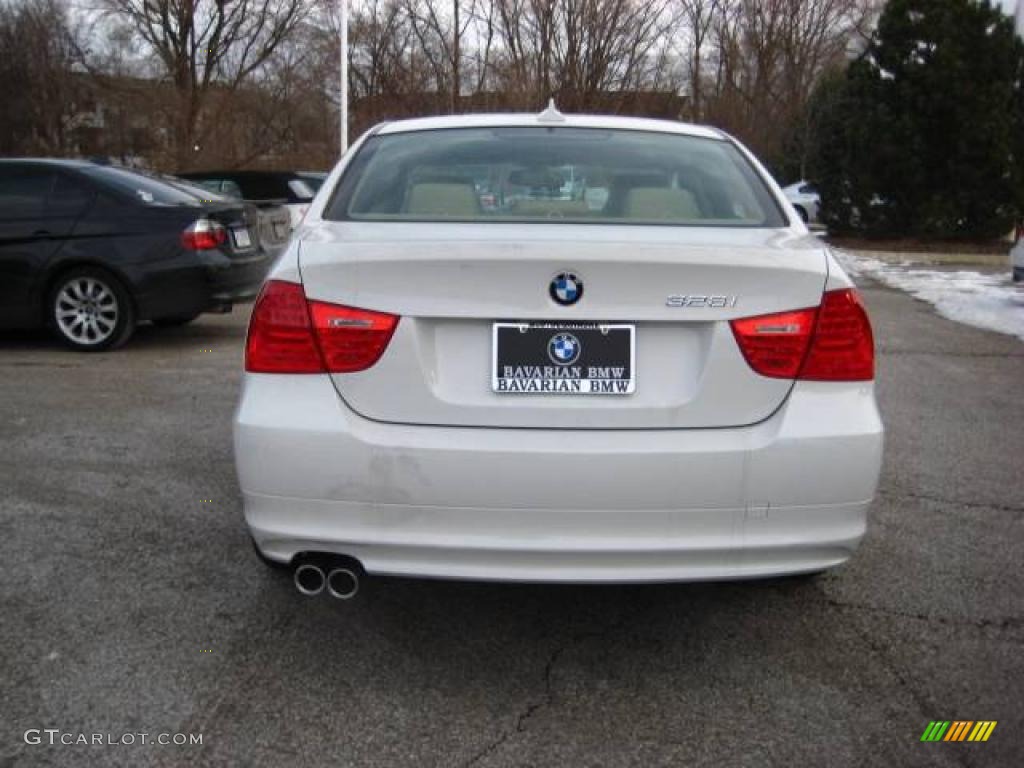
[233,111,883,599]
[782,180,821,224]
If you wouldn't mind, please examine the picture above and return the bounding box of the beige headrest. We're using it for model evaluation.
[405,182,480,216]
[623,188,701,221]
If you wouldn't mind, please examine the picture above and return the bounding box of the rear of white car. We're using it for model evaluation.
[234,113,883,588]
[782,180,821,224]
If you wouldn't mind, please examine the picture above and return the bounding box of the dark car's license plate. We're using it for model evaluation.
[232,227,252,248]
[492,322,635,395]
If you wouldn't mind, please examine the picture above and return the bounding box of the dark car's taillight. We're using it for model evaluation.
[181,218,227,250]
[245,280,399,374]
[730,288,874,381]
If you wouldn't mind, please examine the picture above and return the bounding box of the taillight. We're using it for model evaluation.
[730,288,874,381]
[245,280,398,374]
[799,288,874,381]
[245,281,323,373]
[730,307,817,379]
[181,218,227,250]
[308,300,399,373]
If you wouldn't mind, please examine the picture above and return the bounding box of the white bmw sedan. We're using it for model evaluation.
[233,110,883,596]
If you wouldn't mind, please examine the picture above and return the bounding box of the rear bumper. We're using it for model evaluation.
[234,377,883,582]
[134,249,272,320]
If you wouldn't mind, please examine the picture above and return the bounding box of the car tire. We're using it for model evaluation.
[152,313,200,327]
[793,205,809,223]
[49,267,135,351]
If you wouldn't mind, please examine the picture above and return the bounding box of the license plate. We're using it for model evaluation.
[232,228,252,248]
[492,322,635,395]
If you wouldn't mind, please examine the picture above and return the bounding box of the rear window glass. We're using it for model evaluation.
[49,173,95,216]
[190,178,242,198]
[299,172,327,191]
[0,167,52,217]
[327,127,785,226]
[83,167,206,206]
[162,176,235,202]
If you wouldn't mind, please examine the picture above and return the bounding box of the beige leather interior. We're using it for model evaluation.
[405,182,480,216]
[623,187,702,221]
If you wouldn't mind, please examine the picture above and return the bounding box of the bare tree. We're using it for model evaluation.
[403,0,476,112]
[100,0,310,169]
[677,0,718,120]
[30,0,877,175]
[678,0,876,164]
[490,0,679,110]
[0,0,78,154]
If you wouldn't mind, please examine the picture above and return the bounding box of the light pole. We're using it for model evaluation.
[340,0,349,156]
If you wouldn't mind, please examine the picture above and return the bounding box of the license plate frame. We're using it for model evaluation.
[492,322,636,395]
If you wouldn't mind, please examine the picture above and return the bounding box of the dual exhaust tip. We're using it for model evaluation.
[294,560,360,600]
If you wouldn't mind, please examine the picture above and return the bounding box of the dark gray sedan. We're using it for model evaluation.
[0,159,273,350]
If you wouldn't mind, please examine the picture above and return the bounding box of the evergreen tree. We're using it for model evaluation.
[808,0,1024,239]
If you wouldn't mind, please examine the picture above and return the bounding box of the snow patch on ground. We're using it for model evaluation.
[835,251,1024,341]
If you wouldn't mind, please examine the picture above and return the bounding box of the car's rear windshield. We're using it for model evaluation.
[326,127,786,227]
[83,166,208,206]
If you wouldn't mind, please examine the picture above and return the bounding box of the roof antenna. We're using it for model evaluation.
[537,98,565,123]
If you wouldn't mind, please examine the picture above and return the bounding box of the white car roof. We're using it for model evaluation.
[374,112,726,141]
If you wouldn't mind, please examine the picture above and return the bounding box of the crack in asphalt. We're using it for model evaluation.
[459,603,644,768]
[824,597,1024,638]
[838,613,976,768]
[878,489,1024,514]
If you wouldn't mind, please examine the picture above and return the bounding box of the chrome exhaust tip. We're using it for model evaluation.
[326,567,359,600]
[294,563,326,596]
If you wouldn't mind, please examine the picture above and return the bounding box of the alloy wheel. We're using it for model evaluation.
[54,276,120,346]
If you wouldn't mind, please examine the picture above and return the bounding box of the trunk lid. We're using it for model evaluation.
[299,223,828,429]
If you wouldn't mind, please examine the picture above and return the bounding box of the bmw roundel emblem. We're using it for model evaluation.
[548,333,581,366]
[550,272,583,306]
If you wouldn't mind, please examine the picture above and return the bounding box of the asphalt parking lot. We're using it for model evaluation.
[1,277,1022,768]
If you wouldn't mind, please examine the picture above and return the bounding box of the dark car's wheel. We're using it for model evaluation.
[152,313,200,327]
[49,267,135,351]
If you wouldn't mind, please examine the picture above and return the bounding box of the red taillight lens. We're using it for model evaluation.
[308,301,398,373]
[730,288,874,381]
[181,219,227,250]
[245,281,323,373]
[799,288,874,381]
[245,280,398,374]
[730,307,818,379]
